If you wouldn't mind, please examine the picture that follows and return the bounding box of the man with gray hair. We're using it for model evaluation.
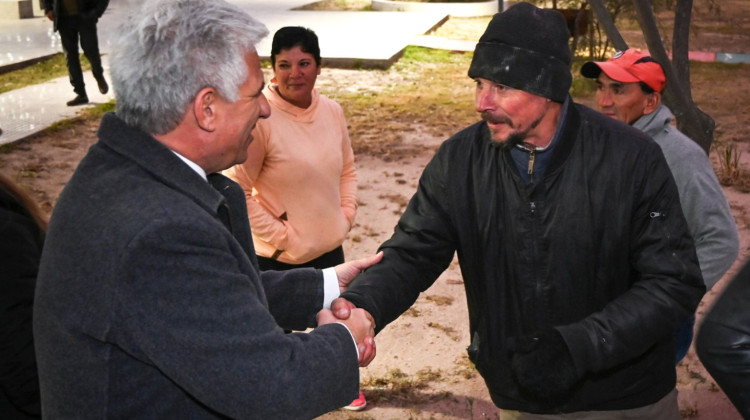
[336,2,704,418]
[33,0,379,417]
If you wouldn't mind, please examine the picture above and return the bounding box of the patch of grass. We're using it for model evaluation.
[680,403,699,418]
[18,162,45,179]
[334,46,476,155]
[452,354,478,379]
[405,307,421,317]
[294,0,371,11]
[570,57,597,98]
[425,294,454,306]
[44,100,115,134]
[717,142,742,184]
[362,368,450,404]
[399,46,465,64]
[687,367,708,384]
[0,53,93,94]
[430,16,490,41]
[428,321,459,341]
[378,192,410,208]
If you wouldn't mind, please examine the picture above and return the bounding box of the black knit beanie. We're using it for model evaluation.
[468,2,572,102]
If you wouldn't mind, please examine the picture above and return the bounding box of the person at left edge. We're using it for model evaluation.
[33,0,380,418]
[43,0,109,106]
[1,174,47,419]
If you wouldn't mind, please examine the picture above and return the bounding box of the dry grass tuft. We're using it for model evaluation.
[361,368,451,405]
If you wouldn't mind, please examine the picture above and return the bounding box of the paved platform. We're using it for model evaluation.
[0,0,488,145]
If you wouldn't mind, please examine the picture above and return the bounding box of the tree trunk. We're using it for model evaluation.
[631,0,714,154]
[588,0,628,51]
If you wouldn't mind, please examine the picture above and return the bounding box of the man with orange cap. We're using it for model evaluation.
[582,50,739,364]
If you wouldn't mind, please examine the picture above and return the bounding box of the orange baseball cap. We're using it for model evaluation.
[581,49,666,92]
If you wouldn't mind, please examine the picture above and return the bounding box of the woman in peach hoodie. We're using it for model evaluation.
[226,26,357,271]
[225,26,363,410]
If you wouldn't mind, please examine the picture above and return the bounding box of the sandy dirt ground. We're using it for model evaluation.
[1,1,749,419]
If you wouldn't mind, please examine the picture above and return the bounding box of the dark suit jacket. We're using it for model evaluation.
[0,188,43,418]
[34,113,359,419]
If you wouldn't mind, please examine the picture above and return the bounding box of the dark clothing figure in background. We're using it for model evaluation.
[43,0,109,106]
[336,2,704,418]
[0,174,46,419]
[696,261,750,419]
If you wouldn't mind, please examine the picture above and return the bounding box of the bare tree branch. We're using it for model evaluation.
[632,0,714,153]
[588,0,628,50]
[673,0,693,94]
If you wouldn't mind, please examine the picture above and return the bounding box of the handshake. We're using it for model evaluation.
[316,251,383,367]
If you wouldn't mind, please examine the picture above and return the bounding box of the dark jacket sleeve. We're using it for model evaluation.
[0,206,43,417]
[558,140,706,375]
[342,142,457,331]
[94,0,109,18]
[696,260,750,418]
[110,217,358,419]
[261,267,324,330]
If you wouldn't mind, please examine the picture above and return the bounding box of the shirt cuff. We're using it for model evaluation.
[336,322,360,360]
[322,267,339,309]
[324,269,358,359]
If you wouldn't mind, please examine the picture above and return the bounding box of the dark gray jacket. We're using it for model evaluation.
[634,104,738,289]
[34,113,359,419]
[343,102,705,413]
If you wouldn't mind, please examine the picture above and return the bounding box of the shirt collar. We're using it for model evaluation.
[172,151,207,181]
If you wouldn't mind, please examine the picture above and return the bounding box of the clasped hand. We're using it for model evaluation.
[316,251,382,367]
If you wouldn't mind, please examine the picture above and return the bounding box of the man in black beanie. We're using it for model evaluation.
[336,2,703,417]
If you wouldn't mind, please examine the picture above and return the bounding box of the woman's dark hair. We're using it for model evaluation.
[270,26,321,68]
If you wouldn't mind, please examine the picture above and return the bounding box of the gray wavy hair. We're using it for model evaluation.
[109,0,269,134]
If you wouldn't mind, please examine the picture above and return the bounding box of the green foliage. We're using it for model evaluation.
[327,46,476,155]
[717,142,742,185]
[569,57,597,98]
[399,45,469,65]
[45,100,115,133]
[361,368,450,404]
[0,53,92,95]
[294,0,371,11]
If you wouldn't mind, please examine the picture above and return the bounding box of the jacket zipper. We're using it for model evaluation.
[529,200,543,322]
[527,149,535,181]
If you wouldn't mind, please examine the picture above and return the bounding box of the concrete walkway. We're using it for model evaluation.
[0,0,486,145]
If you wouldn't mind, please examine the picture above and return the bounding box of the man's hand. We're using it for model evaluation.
[331,297,357,321]
[357,336,376,367]
[45,10,54,21]
[317,308,376,366]
[334,251,383,293]
[330,298,377,366]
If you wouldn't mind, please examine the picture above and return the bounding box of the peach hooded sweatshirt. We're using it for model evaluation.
[225,84,357,264]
